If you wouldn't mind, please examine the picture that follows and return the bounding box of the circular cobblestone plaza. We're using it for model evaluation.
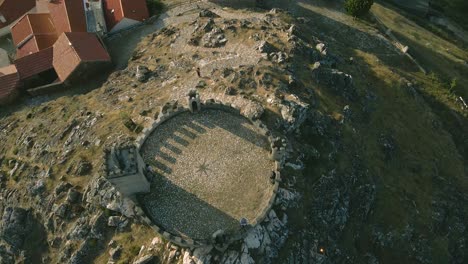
[139,109,275,240]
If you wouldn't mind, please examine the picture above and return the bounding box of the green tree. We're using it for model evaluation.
[344,0,374,17]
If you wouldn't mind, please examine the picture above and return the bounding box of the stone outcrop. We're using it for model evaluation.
[0,207,29,249]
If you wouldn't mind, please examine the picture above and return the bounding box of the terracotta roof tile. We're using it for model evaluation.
[15,47,54,80]
[103,0,149,31]
[0,0,35,29]
[103,0,123,30]
[48,0,87,35]
[121,0,149,22]
[64,32,110,62]
[11,13,58,59]
[53,32,110,81]
[0,64,21,99]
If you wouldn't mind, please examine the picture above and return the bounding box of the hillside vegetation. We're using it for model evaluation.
[0,0,467,263]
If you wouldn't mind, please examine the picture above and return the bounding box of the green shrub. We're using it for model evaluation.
[344,0,374,17]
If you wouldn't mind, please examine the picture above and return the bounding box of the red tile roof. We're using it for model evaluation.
[15,47,54,80]
[0,64,21,100]
[35,0,51,13]
[11,13,58,59]
[48,0,87,35]
[53,32,110,81]
[121,0,149,22]
[0,0,35,29]
[103,0,149,31]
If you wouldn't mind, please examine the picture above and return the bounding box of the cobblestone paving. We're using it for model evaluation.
[140,109,274,239]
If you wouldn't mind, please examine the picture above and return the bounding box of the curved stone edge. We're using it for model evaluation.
[132,98,285,248]
[135,106,189,151]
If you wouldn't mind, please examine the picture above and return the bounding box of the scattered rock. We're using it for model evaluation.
[107,216,128,230]
[66,189,81,204]
[55,182,73,195]
[151,237,162,246]
[76,159,92,176]
[224,86,236,95]
[241,102,264,120]
[0,244,14,264]
[280,97,310,133]
[192,246,213,263]
[276,188,300,209]
[201,28,227,48]
[31,179,46,195]
[316,43,327,55]
[0,207,29,249]
[258,41,277,54]
[311,62,356,100]
[136,65,150,82]
[133,254,154,264]
[53,203,69,219]
[199,9,219,18]
[109,246,122,261]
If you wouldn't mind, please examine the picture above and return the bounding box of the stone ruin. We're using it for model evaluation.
[104,145,150,196]
[206,0,257,8]
[103,91,287,249]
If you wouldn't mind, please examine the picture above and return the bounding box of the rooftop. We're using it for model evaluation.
[52,32,111,81]
[103,0,149,31]
[48,0,87,35]
[11,13,57,58]
[0,0,35,29]
[15,46,54,80]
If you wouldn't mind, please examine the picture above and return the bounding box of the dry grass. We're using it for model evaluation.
[94,224,159,264]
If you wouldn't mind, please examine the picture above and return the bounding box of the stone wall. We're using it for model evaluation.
[206,0,256,8]
[129,98,284,248]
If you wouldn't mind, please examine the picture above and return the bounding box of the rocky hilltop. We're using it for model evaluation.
[0,1,467,264]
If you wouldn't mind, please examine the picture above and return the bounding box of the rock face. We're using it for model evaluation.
[0,207,29,249]
[84,177,139,218]
[280,97,310,133]
[0,244,14,264]
[199,9,219,18]
[258,41,277,54]
[241,102,264,120]
[133,254,154,264]
[201,27,227,48]
[136,65,151,82]
[75,159,92,176]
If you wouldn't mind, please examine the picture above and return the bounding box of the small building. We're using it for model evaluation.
[103,0,149,33]
[105,145,150,196]
[0,0,36,37]
[48,0,87,35]
[15,46,56,88]
[52,32,111,84]
[10,13,58,59]
[0,64,21,104]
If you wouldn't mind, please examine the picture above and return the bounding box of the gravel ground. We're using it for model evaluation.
[140,109,275,239]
